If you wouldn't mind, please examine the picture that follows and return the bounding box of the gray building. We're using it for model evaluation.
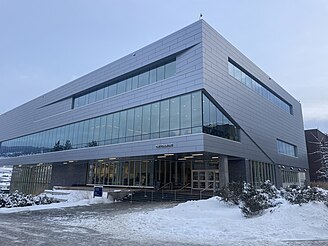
[0,20,308,194]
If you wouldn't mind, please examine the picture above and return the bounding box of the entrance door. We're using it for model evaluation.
[157,160,192,189]
[192,170,219,190]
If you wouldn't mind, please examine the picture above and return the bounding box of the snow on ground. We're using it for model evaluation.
[1,191,328,245]
[0,190,112,214]
[55,197,328,245]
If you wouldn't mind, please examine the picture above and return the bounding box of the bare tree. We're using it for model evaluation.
[317,141,328,181]
[309,133,328,181]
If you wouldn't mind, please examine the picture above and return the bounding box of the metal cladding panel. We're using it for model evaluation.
[201,21,308,168]
[0,20,308,171]
[0,21,203,141]
[203,132,272,163]
[0,134,205,166]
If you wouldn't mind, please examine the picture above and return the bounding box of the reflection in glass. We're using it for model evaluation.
[228,61,292,114]
[1,91,242,157]
[73,60,176,108]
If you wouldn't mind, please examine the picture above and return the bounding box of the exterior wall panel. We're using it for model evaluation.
[201,21,308,169]
[0,20,308,183]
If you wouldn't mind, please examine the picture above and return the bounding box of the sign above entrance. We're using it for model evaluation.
[156,143,174,149]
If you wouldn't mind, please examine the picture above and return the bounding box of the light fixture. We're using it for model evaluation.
[68,160,74,163]
[164,153,174,156]
[109,157,117,160]
[98,159,104,162]
[192,153,203,157]
[290,167,294,170]
[157,156,166,159]
[178,158,187,161]
[184,156,194,159]
[212,156,219,159]
[63,162,68,165]
[298,168,302,171]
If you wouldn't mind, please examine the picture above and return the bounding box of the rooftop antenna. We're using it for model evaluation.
[199,13,203,20]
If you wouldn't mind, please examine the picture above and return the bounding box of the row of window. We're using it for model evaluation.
[74,60,176,108]
[281,170,299,184]
[277,139,297,157]
[228,61,292,114]
[10,164,52,195]
[249,160,276,187]
[0,91,240,158]
[89,160,154,187]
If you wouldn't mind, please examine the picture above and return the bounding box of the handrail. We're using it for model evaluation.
[178,183,191,190]
[158,182,172,191]
[159,182,172,199]
[200,183,213,199]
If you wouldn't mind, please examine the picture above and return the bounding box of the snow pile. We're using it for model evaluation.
[218,181,328,217]
[58,197,328,245]
[0,189,112,214]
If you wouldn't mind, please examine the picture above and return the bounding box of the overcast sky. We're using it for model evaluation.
[1,0,327,133]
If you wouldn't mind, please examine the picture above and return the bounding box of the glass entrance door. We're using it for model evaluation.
[157,160,192,189]
[192,170,219,190]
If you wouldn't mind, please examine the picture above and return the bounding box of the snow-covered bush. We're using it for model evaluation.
[218,181,328,217]
[216,181,244,205]
[240,183,275,217]
[282,185,328,205]
[0,190,59,208]
[217,180,279,217]
[260,180,280,200]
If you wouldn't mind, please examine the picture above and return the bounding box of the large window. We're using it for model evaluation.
[277,139,297,157]
[228,60,292,114]
[0,91,240,158]
[202,94,239,141]
[89,159,154,187]
[74,60,176,108]
[10,164,52,195]
[249,160,276,188]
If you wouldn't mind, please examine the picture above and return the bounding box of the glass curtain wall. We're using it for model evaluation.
[202,94,239,141]
[10,164,52,195]
[74,60,176,108]
[228,60,292,114]
[90,159,154,187]
[0,91,240,157]
[249,160,276,188]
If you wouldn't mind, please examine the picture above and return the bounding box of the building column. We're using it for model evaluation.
[245,159,252,184]
[219,155,229,188]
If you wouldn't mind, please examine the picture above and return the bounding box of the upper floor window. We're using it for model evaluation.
[277,139,297,157]
[228,59,292,114]
[74,59,176,108]
[0,91,240,158]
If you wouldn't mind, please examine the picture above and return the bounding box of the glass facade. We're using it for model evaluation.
[0,91,239,158]
[10,164,52,195]
[89,159,154,187]
[277,139,297,157]
[74,60,176,108]
[249,160,276,188]
[202,94,239,141]
[281,169,298,185]
[228,60,292,114]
